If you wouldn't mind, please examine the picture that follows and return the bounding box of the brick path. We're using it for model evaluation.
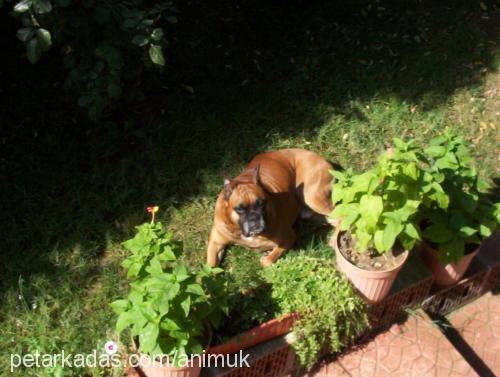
[308,292,500,377]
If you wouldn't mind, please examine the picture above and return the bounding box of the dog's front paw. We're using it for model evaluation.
[260,255,274,268]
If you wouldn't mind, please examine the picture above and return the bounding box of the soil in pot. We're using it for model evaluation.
[338,232,407,271]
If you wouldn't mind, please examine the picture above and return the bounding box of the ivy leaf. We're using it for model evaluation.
[150,28,164,41]
[16,27,34,42]
[132,34,149,47]
[26,38,41,64]
[33,0,52,14]
[14,0,32,13]
[149,44,165,66]
[36,28,52,51]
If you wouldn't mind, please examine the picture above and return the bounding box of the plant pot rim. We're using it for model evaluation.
[208,311,299,354]
[332,225,409,275]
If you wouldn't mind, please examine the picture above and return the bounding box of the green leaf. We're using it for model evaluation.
[14,0,32,13]
[150,28,164,41]
[160,318,181,332]
[404,223,420,240]
[403,163,418,180]
[382,221,404,251]
[36,28,52,50]
[16,27,34,42]
[152,293,170,315]
[186,284,205,296]
[354,230,372,252]
[33,0,52,14]
[146,257,163,275]
[479,224,492,238]
[173,263,190,282]
[132,34,149,47]
[110,299,129,314]
[424,145,446,158]
[116,310,135,333]
[26,38,41,64]
[139,323,159,354]
[459,226,477,237]
[359,195,383,228]
[180,295,191,317]
[422,223,453,243]
[149,44,165,66]
[374,230,384,252]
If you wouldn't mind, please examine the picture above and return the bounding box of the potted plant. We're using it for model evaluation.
[262,255,368,369]
[418,131,500,286]
[111,207,228,377]
[329,139,443,302]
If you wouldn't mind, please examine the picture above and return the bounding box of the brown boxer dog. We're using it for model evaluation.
[206,148,335,267]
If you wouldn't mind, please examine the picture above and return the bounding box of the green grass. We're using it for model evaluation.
[1,0,499,375]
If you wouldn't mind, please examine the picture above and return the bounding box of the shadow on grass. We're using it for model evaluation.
[1,0,500,292]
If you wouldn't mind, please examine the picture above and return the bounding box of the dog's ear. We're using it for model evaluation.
[223,178,233,201]
[252,163,260,185]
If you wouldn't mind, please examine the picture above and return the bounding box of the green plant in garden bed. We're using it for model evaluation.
[262,256,368,369]
[419,130,500,264]
[330,139,446,254]
[110,207,228,365]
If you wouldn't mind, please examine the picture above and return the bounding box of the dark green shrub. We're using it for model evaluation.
[7,0,177,119]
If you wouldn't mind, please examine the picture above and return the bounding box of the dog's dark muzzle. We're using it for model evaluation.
[242,215,266,237]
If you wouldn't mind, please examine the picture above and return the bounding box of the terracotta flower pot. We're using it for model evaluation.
[208,312,299,355]
[331,227,409,303]
[135,355,201,377]
[131,338,204,377]
[417,241,479,286]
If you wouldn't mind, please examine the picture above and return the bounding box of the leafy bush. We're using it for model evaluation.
[8,0,177,119]
[110,218,228,366]
[419,131,500,263]
[330,139,446,254]
[262,256,368,369]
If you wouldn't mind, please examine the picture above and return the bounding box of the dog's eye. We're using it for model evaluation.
[235,206,245,214]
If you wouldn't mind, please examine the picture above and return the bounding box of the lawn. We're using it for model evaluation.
[1,0,499,375]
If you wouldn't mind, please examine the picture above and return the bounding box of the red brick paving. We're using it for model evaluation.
[446,292,500,375]
[309,293,500,377]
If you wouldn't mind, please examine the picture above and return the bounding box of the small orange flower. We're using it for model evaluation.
[147,206,159,223]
